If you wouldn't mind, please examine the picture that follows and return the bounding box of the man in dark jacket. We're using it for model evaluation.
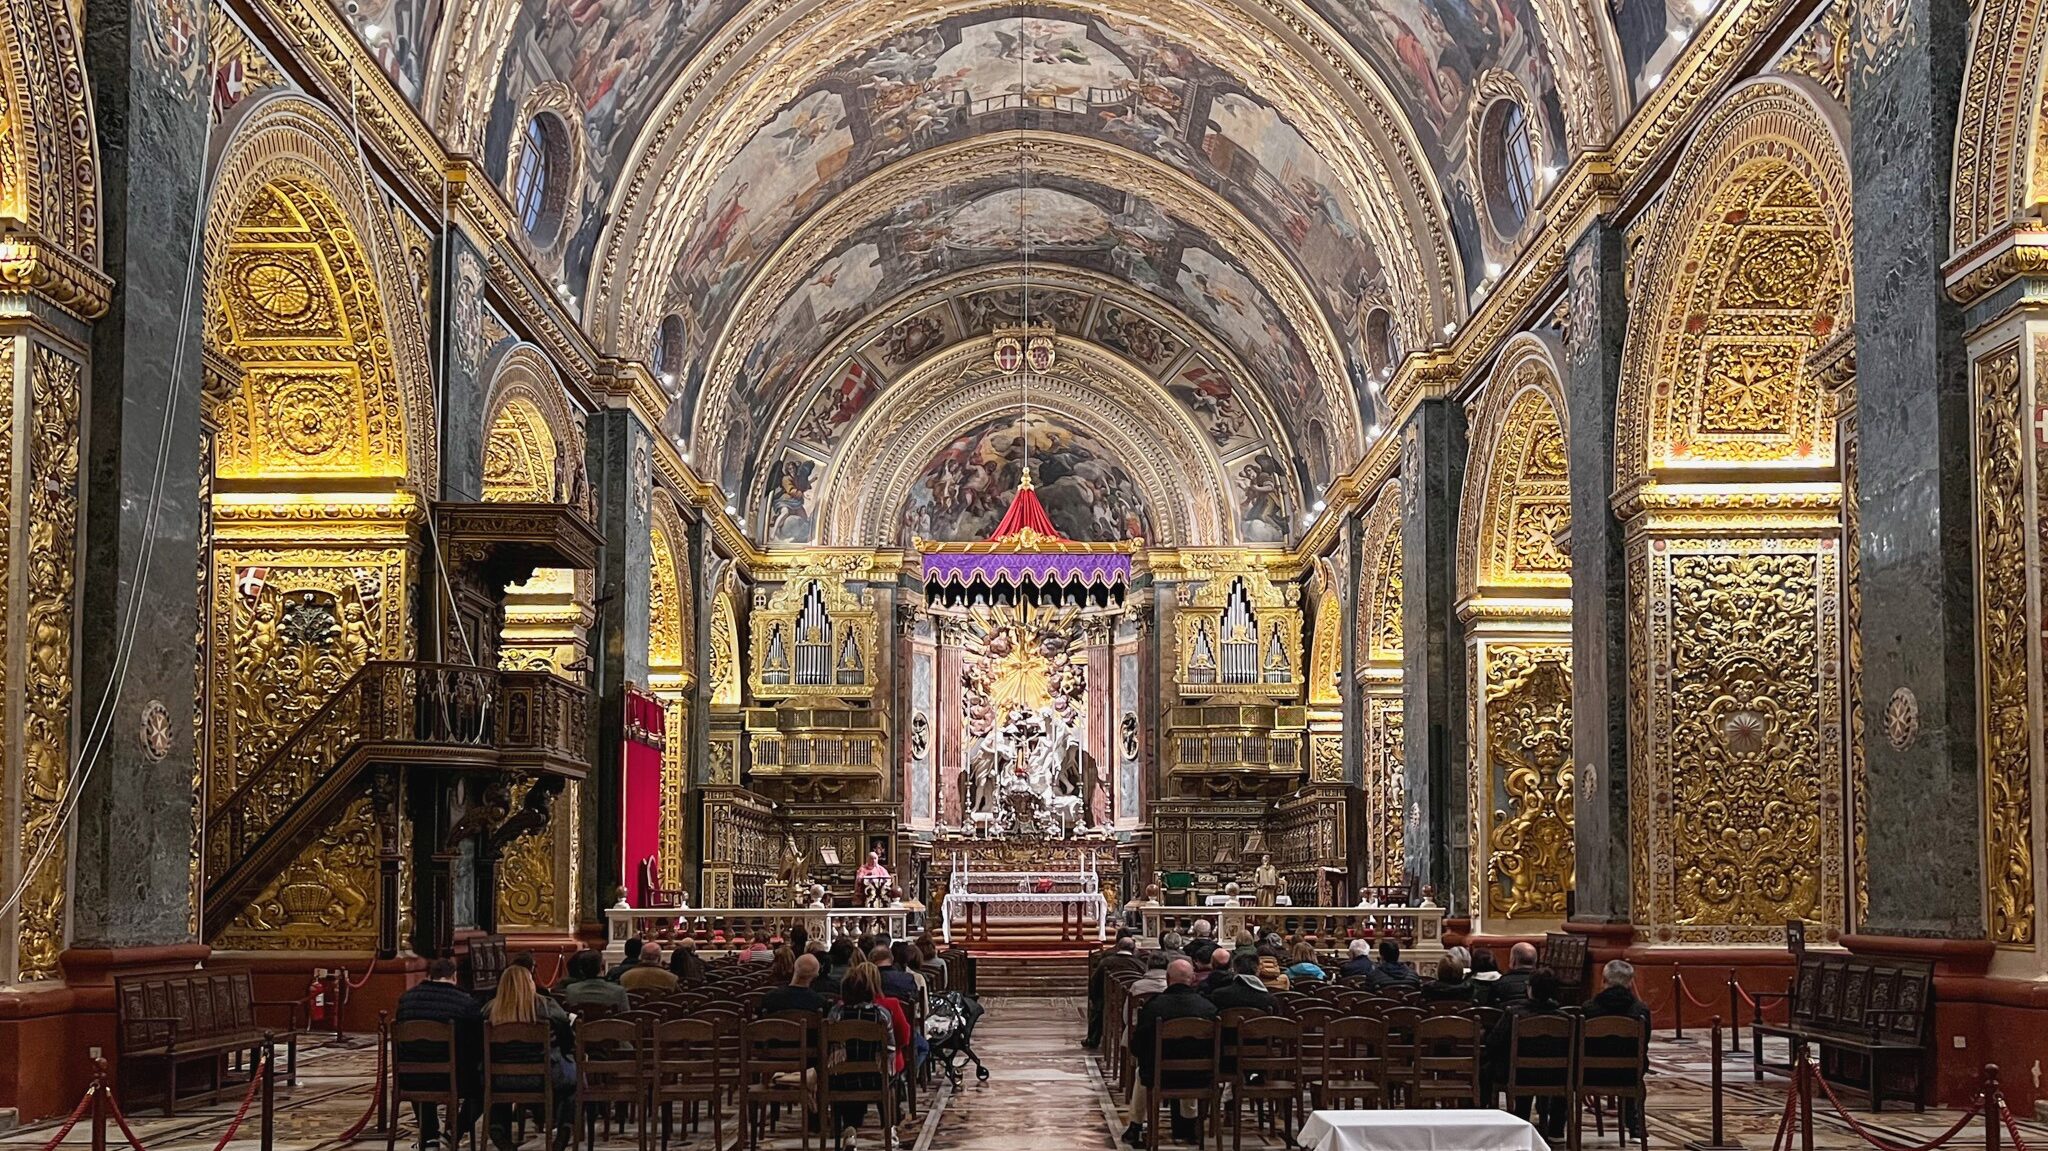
[1338,938,1377,980]
[604,937,644,981]
[1479,941,1539,1006]
[1484,970,1568,1138]
[757,953,831,1017]
[395,957,483,1151]
[1198,947,1236,995]
[1086,935,1141,1047]
[1582,959,1652,1139]
[1124,959,1218,1147]
[1205,951,1278,1013]
[1368,939,1421,989]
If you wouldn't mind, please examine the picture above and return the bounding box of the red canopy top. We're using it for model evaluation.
[988,470,1066,542]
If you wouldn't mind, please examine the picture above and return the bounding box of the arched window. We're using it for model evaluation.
[1364,308,1399,378]
[652,313,686,386]
[1481,99,1536,235]
[513,113,569,244]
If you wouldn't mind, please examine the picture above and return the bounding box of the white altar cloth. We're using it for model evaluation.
[940,890,1107,943]
[1298,1110,1550,1151]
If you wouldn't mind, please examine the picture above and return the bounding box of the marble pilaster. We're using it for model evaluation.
[579,406,654,919]
[1561,224,1631,923]
[1399,398,1468,909]
[1846,0,1982,937]
[67,0,211,958]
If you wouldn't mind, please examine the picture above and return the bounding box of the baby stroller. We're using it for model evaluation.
[923,990,990,1088]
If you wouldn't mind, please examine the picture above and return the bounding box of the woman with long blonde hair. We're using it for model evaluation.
[484,965,575,1151]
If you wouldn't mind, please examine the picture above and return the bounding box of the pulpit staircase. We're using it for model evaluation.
[202,660,590,940]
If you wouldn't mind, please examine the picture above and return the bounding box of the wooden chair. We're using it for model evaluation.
[652,1019,721,1151]
[484,1022,556,1151]
[738,1017,814,1151]
[575,1018,648,1151]
[1231,1017,1301,1151]
[1411,1015,1483,1109]
[818,1018,895,1149]
[1318,1016,1388,1110]
[388,1020,475,1151]
[1148,1016,1220,1151]
[1572,1016,1648,1151]
[695,1009,743,1106]
[1120,991,1156,1101]
[1292,1006,1340,1111]
[1503,1013,1575,1137]
[1380,1006,1423,1106]
[1216,1007,1262,1077]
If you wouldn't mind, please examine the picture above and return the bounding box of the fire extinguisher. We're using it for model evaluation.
[307,970,330,1027]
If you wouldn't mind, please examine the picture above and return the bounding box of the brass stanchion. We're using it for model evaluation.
[1797,1039,1815,1151]
[376,1012,392,1134]
[1985,1065,2001,1151]
[1728,973,1742,1054]
[330,971,345,1041]
[1684,1016,1745,1151]
[90,1059,109,1151]
[261,1034,277,1151]
[1674,972,1685,1040]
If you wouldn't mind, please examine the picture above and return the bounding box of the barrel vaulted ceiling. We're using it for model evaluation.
[349,0,1691,544]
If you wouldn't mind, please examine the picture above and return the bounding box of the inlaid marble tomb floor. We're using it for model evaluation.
[9,999,2042,1151]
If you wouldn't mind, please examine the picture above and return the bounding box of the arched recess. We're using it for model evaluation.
[1358,482,1406,890]
[0,0,100,283]
[647,490,696,891]
[1455,333,1573,932]
[1614,77,1854,946]
[1949,0,2048,259]
[482,345,595,676]
[819,337,1235,547]
[707,566,742,710]
[199,95,437,952]
[479,348,589,932]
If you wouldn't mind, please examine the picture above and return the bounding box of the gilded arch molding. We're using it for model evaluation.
[1614,77,1853,501]
[586,0,1464,355]
[1950,0,2048,257]
[816,336,1231,547]
[0,0,103,309]
[201,95,439,490]
[1358,479,1405,888]
[741,261,1307,519]
[694,132,1360,488]
[1457,333,1571,604]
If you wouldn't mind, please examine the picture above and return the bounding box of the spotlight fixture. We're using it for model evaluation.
[1369,423,1383,439]
[1312,499,1327,513]
[1541,165,1560,187]
[724,503,738,516]
[362,21,382,37]
[1645,71,1662,87]
[1485,262,1503,279]
[1670,23,1689,39]
[1442,321,1457,337]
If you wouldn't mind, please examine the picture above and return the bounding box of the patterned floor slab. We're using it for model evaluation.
[8,1000,2040,1151]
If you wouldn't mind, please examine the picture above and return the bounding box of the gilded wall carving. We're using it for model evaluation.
[497,778,560,928]
[709,576,742,707]
[1638,542,1842,941]
[1974,343,2035,945]
[1482,646,1574,919]
[1365,695,1406,888]
[484,397,556,502]
[17,344,78,981]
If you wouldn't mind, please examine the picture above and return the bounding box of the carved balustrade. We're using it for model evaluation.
[1137,904,1446,964]
[603,906,911,961]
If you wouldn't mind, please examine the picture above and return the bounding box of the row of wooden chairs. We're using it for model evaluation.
[389,1010,911,1151]
[1135,1012,1648,1151]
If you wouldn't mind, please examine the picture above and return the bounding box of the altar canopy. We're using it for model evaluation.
[919,474,1137,610]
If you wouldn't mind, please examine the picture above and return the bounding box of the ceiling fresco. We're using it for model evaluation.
[743,267,1305,546]
[899,411,1156,545]
[327,0,1661,544]
[694,173,1334,503]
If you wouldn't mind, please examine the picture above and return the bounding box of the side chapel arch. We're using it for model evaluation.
[482,345,595,677]
[648,489,696,889]
[1456,333,1573,930]
[198,95,437,951]
[1615,77,1854,944]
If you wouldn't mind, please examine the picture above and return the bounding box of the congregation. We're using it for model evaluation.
[1087,925,1654,1149]
[388,929,951,1151]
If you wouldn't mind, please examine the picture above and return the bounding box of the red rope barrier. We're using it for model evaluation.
[104,1055,265,1151]
[1807,1060,1982,1151]
[334,1016,388,1143]
[33,1081,96,1151]
[1999,1099,2033,1151]
[344,958,378,991]
[1770,1063,1802,1151]
[1675,972,1721,1009]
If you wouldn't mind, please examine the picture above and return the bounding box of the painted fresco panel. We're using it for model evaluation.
[901,412,1151,544]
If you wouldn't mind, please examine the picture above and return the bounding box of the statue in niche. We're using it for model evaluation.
[959,703,1096,836]
[776,834,809,888]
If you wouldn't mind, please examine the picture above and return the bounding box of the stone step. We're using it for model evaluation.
[970,952,1092,998]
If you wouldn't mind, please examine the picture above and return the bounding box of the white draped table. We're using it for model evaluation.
[1298,1110,1551,1151]
[940,890,1106,944]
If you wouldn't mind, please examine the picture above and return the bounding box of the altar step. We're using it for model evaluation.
[969,952,1093,997]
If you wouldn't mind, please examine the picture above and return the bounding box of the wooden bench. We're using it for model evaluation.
[465,933,509,994]
[116,968,304,1115]
[1752,954,1933,1111]
[1539,932,1590,1002]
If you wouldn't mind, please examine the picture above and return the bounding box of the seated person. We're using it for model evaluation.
[823,937,857,987]
[1205,951,1279,1013]
[558,949,629,1013]
[1367,939,1422,989]
[667,939,706,986]
[1420,956,1475,1003]
[1480,942,1539,1007]
[395,957,482,1151]
[603,938,644,981]
[1123,959,1218,1147]
[1198,946,1236,995]
[1131,951,1171,997]
[1338,938,1377,980]
[756,952,831,1017]
[1484,969,1568,1139]
[1255,951,1290,991]
[484,966,573,1151]
[619,943,679,992]
[1583,959,1652,1140]
[826,964,911,1146]
[1285,941,1326,983]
